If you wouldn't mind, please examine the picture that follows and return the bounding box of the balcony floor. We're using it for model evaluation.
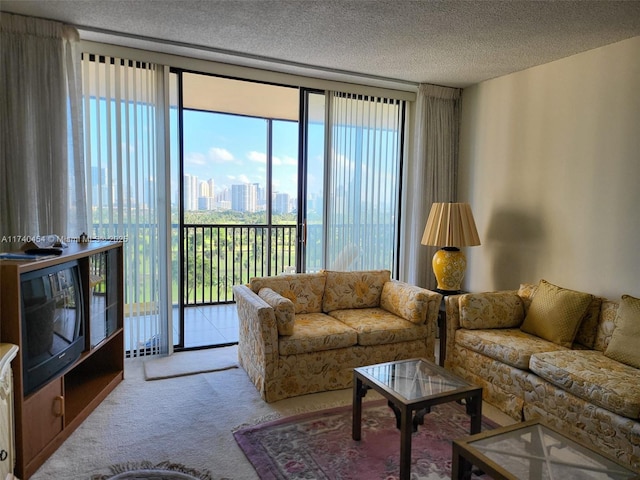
[176,303,239,349]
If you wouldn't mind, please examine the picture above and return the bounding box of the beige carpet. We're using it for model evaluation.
[144,348,239,380]
[30,345,515,480]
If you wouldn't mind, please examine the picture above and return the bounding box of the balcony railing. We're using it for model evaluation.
[93,222,393,308]
[182,223,299,305]
[181,222,394,306]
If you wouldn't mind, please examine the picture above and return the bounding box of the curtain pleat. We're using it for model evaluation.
[326,92,403,272]
[82,54,163,357]
[400,83,461,288]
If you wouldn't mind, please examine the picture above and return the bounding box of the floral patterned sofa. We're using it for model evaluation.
[443,280,640,470]
[233,270,441,402]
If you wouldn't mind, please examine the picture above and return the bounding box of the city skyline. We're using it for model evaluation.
[182,173,296,214]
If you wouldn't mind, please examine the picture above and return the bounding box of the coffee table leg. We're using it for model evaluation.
[352,375,363,440]
[466,392,482,434]
[451,441,472,480]
[399,404,412,480]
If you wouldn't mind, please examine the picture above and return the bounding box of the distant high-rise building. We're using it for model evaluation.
[183,174,198,211]
[274,192,291,214]
[195,178,216,210]
[198,180,209,197]
[214,187,231,210]
[197,196,213,210]
[231,183,258,212]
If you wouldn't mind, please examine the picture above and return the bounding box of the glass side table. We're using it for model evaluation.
[452,419,639,480]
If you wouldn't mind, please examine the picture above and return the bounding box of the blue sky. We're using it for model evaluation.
[180,110,314,199]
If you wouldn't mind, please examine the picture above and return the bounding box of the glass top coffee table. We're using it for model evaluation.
[452,419,640,480]
[352,358,483,480]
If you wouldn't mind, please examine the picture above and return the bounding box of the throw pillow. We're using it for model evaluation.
[322,270,391,313]
[258,287,295,335]
[250,272,326,314]
[520,279,593,347]
[604,294,640,369]
[459,292,525,329]
[518,281,602,348]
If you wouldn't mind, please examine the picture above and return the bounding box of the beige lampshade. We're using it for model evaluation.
[421,202,481,248]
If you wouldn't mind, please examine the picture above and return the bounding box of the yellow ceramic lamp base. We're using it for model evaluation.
[432,247,466,293]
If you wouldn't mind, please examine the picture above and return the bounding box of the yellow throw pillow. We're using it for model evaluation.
[520,280,593,347]
[605,295,640,369]
[322,270,391,313]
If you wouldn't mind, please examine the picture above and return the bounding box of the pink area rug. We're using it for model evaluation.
[233,400,498,479]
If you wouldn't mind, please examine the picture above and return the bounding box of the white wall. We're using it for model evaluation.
[459,36,640,299]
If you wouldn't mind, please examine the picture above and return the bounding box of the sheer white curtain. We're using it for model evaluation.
[82,54,167,357]
[325,92,404,271]
[400,84,461,288]
[0,13,87,251]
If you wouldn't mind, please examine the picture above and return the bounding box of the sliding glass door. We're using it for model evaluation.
[173,72,300,348]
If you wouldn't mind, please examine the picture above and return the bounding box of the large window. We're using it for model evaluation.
[82,58,406,351]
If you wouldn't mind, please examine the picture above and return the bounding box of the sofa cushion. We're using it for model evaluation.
[278,313,357,355]
[258,288,295,336]
[605,294,640,369]
[380,280,432,325]
[459,292,524,329]
[250,273,326,314]
[456,328,567,370]
[520,279,593,348]
[322,270,390,313]
[328,308,428,346]
[530,350,640,419]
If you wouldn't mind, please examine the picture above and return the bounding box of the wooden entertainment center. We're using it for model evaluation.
[0,242,124,479]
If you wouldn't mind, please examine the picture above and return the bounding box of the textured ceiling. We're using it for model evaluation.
[2,0,640,88]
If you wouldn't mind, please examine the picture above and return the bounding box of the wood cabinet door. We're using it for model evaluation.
[23,378,63,462]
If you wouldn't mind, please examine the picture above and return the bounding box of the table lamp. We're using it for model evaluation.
[421,202,480,293]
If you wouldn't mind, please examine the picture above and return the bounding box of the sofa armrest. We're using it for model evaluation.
[443,294,464,371]
[233,285,279,381]
[380,280,442,325]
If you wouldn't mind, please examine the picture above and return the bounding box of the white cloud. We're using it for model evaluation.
[185,152,207,166]
[208,147,234,163]
[248,152,297,167]
[247,151,266,163]
[238,174,251,184]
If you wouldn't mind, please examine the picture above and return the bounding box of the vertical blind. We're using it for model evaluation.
[82,54,163,357]
[326,92,404,272]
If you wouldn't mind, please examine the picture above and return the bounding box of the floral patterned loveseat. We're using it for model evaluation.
[233,269,441,402]
[444,280,640,471]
